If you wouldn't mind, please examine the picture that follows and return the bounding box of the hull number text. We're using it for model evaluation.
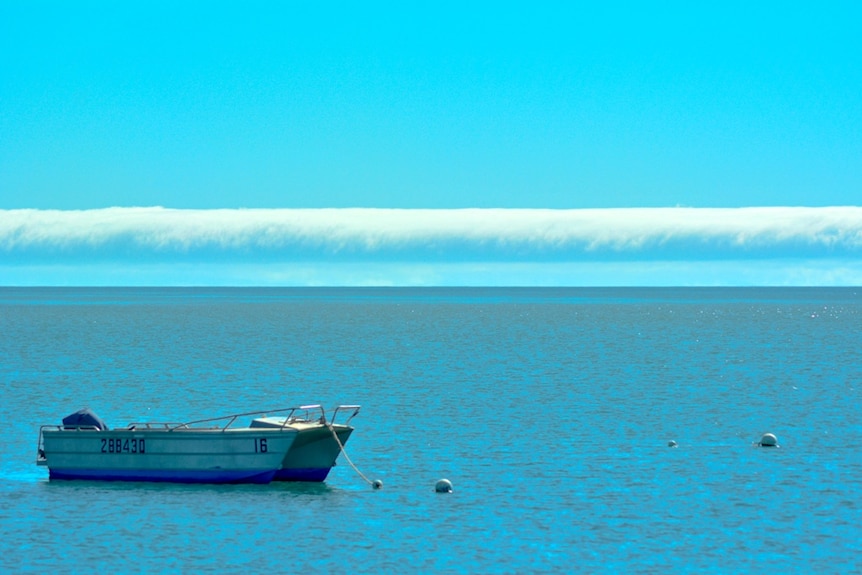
[101,438,146,454]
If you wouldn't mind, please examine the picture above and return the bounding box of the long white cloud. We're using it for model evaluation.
[2,207,861,263]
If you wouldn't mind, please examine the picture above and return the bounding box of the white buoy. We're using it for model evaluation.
[372,479,383,490]
[759,432,779,447]
[435,478,453,493]
[668,440,678,448]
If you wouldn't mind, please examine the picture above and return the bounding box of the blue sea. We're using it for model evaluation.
[1,287,860,574]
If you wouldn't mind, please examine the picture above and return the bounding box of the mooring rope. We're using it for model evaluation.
[328,423,377,487]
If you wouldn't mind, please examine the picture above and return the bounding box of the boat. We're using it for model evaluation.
[36,404,359,484]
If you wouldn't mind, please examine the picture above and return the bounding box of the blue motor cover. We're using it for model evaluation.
[62,408,108,430]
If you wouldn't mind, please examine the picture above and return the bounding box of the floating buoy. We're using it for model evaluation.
[372,479,383,490]
[759,433,779,447]
[435,478,453,493]
[668,440,678,448]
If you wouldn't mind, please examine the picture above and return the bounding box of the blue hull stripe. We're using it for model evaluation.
[49,468,278,484]
[273,467,331,482]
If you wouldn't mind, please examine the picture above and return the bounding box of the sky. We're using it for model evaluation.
[1,1,861,285]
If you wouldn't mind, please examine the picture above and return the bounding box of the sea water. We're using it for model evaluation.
[1,287,860,574]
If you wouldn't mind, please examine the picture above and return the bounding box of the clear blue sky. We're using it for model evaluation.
[3,0,860,209]
[1,2,861,285]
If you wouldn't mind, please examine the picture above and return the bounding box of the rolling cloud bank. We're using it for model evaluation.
[2,207,861,285]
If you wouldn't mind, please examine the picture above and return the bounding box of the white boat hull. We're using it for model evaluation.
[40,428,298,484]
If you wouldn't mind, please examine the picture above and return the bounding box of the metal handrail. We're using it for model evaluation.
[124,422,187,430]
[40,424,104,432]
[332,405,361,425]
[164,405,327,431]
[38,404,359,440]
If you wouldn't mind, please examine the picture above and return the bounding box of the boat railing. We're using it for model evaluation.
[161,405,333,431]
[256,404,361,429]
[39,423,105,432]
[163,404,361,430]
[332,405,361,425]
[37,405,360,450]
[36,426,48,464]
[124,422,190,430]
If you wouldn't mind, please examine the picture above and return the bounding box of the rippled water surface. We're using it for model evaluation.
[2,287,860,573]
